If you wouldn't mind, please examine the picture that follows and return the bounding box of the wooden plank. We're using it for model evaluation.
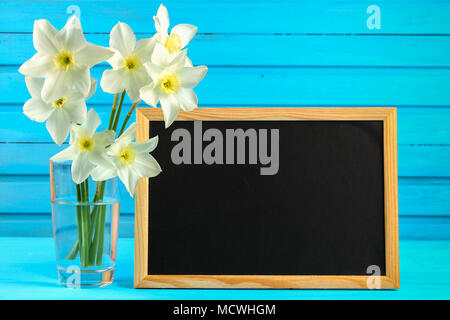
[0,107,133,143]
[2,214,448,240]
[400,216,450,240]
[4,66,450,106]
[4,33,450,67]
[0,0,449,34]
[399,178,450,216]
[2,106,450,145]
[1,143,449,177]
[1,175,449,216]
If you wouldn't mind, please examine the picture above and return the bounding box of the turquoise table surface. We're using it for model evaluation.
[0,237,449,300]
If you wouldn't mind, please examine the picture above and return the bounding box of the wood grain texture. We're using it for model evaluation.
[1,0,449,34]
[0,0,448,244]
[2,176,447,218]
[5,33,450,67]
[383,108,400,288]
[137,275,397,289]
[134,107,400,289]
[3,106,450,144]
[134,108,150,288]
[4,66,450,106]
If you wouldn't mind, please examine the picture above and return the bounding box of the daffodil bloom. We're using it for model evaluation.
[139,52,208,128]
[51,109,115,184]
[100,22,157,102]
[18,15,114,102]
[153,4,197,65]
[23,77,97,145]
[91,122,161,196]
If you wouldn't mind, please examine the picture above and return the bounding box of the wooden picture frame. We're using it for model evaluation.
[135,107,399,289]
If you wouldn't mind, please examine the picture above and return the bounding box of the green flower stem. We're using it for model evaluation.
[66,184,84,261]
[96,205,106,266]
[118,100,140,137]
[112,90,126,132]
[108,93,120,130]
[79,180,90,268]
[88,205,101,266]
[67,90,132,267]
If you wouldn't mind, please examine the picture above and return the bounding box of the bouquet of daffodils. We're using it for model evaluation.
[19,4,207,268]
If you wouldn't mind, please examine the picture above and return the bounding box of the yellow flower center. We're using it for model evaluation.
[160,74,180,94]
[118,146,136,165]
[123,54,142,71]
[77,136,95,153]
[165,33,182,53]
[53,51,75,71]
[52,96,67,109]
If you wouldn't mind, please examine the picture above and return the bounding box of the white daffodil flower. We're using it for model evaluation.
[139,52,207,128]
[18,15,114,102]
[91,122,161,196]
[23,77,97,145]
[100,22,157,102]
[51,109,115,184]
[153,3,197,64]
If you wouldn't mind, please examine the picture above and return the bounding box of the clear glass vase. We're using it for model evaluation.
[50,160,120,288]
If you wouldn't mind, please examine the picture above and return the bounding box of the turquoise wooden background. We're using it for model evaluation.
[1,0,449,239]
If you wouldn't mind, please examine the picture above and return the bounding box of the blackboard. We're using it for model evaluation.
[135,108,399,289]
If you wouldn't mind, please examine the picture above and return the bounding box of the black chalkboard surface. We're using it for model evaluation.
[135,108,399,289]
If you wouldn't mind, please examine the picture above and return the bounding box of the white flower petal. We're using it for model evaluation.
[168,50,186,71]
[33,19,60,53]
[18,52,54,77]
[91,165,117,181]
[118,166,139,197]
[100,69,126,94]
[154,4,170,34]
[72,152,96,184]
[160,94,180,128]
[25,77,45,98]
[184,56,193,67]
[135,37,157,63]
[140,84,160,107]
[118,122,136,143]
[58,15,86,51]
[94,130,115,148]
[178,65,208,89]
[176,87,198,111]
[71,66,91,97]
[86,77,97,100]
[83,109,102,136]
[143,63,164,83]
[106,50,124,69]
[90,150,112,169]
[46,109,71,145]
[76,43,114,67]
[171,24,197,48]
[125,69,151,103]
[64,99,87,124]
[151,42,171,66]
[133,153,162,178]
[132,135,158,153]
[23,98,54,123]
[110,22,136,57]
[41,70,70,102]
[51,145,78,161]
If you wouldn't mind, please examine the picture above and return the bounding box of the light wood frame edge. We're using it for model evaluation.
[135,107,399,289]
